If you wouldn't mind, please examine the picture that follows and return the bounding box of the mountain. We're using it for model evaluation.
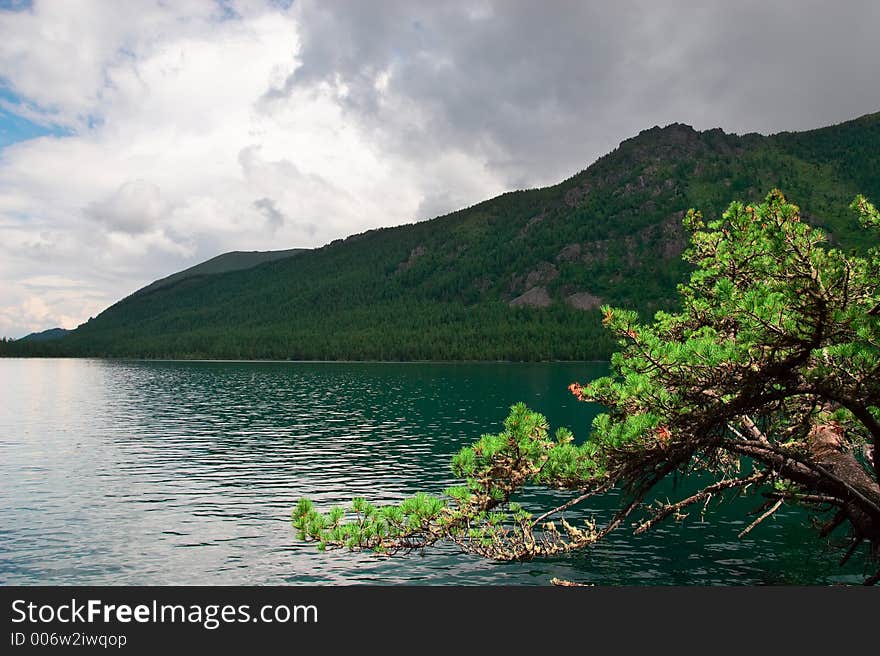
[18,327,69,342]
[7,111,880,361]
[134,248,306,297]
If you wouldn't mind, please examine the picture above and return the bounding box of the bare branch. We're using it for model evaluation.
[634,472,766,535]
[738,499,783,538]
[740,414,770,445]
[839,536,863,567]
[530,482,610,528]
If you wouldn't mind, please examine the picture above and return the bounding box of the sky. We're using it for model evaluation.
[1,1,879,338]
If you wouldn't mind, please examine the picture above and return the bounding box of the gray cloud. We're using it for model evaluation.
[416,190,458,224]
[272,0,880,193]
[86,179,165,234]
[254,197,286,231]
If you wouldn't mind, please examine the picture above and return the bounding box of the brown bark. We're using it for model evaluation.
[806,422,880,544]
[729,427,880,546]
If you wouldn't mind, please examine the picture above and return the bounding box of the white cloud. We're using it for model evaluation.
[0,283,107,336]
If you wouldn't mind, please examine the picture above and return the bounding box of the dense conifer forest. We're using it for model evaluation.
[3,112,879,360]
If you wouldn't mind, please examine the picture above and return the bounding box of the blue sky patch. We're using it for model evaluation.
[0,0,32,12]
[0,87,70,150]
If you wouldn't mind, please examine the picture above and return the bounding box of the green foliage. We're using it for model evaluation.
[292,402,605,558]
[296,190,880,583]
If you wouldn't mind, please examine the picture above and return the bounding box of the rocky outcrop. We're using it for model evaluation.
[560,211,688,269]
[397,245,426,273]
[556,243,582,263]
[518,212,546,237]
[509,286,552,308]
[507,262,559,299]
[564,181,593,208]
[525,262,558,288]
[565,292,603,311]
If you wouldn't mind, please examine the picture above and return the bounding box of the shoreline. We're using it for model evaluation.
[0,356,609,364]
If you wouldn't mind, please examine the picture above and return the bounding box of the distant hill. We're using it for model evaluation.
[6,111,879,361]
[18,327,69,342]
[134,248,306,297]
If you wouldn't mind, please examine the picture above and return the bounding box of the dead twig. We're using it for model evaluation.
[634,472,765,535]
[738,499,783,538]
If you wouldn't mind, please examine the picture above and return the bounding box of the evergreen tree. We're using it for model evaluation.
[294,191,880,584]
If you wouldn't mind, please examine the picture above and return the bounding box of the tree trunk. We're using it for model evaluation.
[807,422,880,545]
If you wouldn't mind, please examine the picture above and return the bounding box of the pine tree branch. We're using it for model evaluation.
[738,499,783,538]
[530,483,610,529]
[634,472,766,535]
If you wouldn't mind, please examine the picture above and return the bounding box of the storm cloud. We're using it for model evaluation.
[274,0,880,189]
[0,0,878,337]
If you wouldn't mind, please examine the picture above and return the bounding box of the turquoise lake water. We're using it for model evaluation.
[0,359,868,584]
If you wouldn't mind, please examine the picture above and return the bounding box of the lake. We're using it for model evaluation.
[0,358,868,585]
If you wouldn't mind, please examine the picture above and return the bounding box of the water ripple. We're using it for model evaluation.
[0,359,868,585]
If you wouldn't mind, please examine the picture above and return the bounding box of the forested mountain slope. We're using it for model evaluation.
[18,328,69,342]
[9,111,879,360]
[134,248,306,297]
